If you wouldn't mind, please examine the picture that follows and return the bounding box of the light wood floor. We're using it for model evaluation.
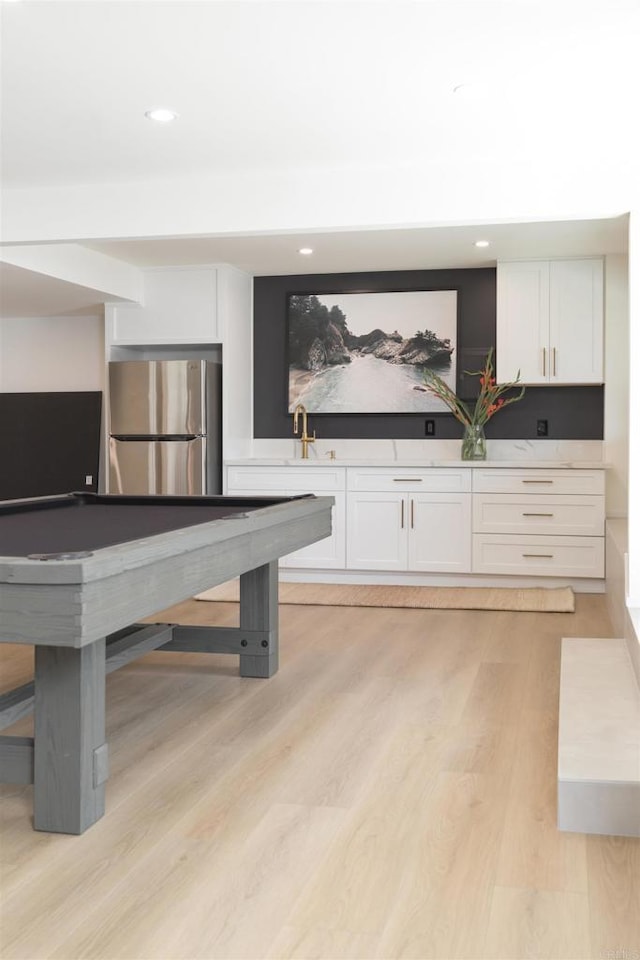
[1,594,639,959]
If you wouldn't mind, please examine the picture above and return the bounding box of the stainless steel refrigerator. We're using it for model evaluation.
[108,359,222,495]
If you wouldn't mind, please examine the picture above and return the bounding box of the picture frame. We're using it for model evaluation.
[287,289,458,414]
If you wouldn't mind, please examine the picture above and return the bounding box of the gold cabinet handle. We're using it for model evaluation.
[411,499,415,529]
[400,500,404,529]
[552,347,557,376]
[522,553,554,559]
[522,479,553,484]
[522,512,554,517]
[542,347,546,376]
[393,478,423,482]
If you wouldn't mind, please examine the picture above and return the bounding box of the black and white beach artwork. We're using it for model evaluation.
[287,289,457,413]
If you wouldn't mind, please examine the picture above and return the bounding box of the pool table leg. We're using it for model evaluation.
[33,640,108,834]
[239,560,279,678]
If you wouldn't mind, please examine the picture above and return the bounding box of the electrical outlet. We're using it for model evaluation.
[425,419,435,436]
[536,419,548,437]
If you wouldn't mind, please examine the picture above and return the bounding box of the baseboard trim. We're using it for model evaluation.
[279,569,605,593]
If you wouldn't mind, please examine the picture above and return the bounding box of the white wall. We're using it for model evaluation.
[604,254,629,518]
[218,266,253,460]
[2,161,636,247]
[627,211,640,606]
[0,316,105,392]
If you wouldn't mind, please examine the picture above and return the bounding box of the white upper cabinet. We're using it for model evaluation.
[107,266,219,345]
[496,259,603,385]
[548,259,603,384]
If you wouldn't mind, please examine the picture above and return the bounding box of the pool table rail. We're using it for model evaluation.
[0,494,333,647]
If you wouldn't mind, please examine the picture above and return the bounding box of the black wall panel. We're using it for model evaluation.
[0,392,102,500]
[254,268,603,441]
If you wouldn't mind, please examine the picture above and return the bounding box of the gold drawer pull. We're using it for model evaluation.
[522,553,554,559]
[522,512,554,517]
[522,480,553,484]
[393,478,423,482]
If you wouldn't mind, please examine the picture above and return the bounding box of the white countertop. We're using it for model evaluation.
[226,458,607,470]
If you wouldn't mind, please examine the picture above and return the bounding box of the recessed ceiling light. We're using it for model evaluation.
[453,82,490,99]
[298,247,313,255]
[475,240,490,248]
[145,108,178,123]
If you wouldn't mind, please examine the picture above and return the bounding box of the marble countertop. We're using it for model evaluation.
[226,458,608,469]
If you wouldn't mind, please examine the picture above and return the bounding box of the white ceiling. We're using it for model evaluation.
[0,0,636,317]
[84,218,629,275]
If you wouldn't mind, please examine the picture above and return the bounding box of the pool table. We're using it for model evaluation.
[0,491,333,833]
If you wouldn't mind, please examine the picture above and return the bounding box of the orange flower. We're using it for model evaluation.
[422,347,525,428]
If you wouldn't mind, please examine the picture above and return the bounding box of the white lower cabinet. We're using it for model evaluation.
[347,492,407,570]
[225,462,605,582]
[410,493,472,571]
[282,491,345,568]
[347,490,471,572]
[472,494,604,537]
[472,534,605,578]
[225,465,346,569]
[471,468,605,578]
[346,468,472,573]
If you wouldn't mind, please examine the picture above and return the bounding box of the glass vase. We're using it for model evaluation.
[461,423,487,461]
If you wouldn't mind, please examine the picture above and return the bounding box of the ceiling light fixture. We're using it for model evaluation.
[475,240,490,248]
[298,247,313,255]
[453,81,490,99]
[145,108,178,123]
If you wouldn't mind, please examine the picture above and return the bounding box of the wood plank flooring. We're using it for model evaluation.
[1,594,639,959]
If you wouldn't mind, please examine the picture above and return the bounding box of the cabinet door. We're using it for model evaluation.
[496,261,550,384]
[549,259,603,384]
[225,466,346,570]
[109,267,218,344]
[408,493,472,572]
[281,491,346,569]
[225,484,344,570]
[347,492,408,570]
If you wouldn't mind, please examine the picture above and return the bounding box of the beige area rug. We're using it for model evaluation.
[195,581,575,613]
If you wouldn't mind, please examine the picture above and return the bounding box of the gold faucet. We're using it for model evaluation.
[293,403,316,459]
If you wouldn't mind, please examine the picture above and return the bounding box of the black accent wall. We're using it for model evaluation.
[254,269,604,441]
[0,392,102,500]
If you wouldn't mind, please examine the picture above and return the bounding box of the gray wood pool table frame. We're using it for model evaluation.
[0,493,333,834]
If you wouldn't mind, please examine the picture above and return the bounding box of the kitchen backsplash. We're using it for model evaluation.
[248,438,605,463]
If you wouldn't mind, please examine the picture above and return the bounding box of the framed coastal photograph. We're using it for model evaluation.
[287,289,458,413]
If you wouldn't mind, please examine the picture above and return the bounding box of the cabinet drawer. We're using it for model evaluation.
[227,466,345,493]
[472,494,604,536]
[472,468,604,496]
[347,467,471,493]
[472,534,604,578]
